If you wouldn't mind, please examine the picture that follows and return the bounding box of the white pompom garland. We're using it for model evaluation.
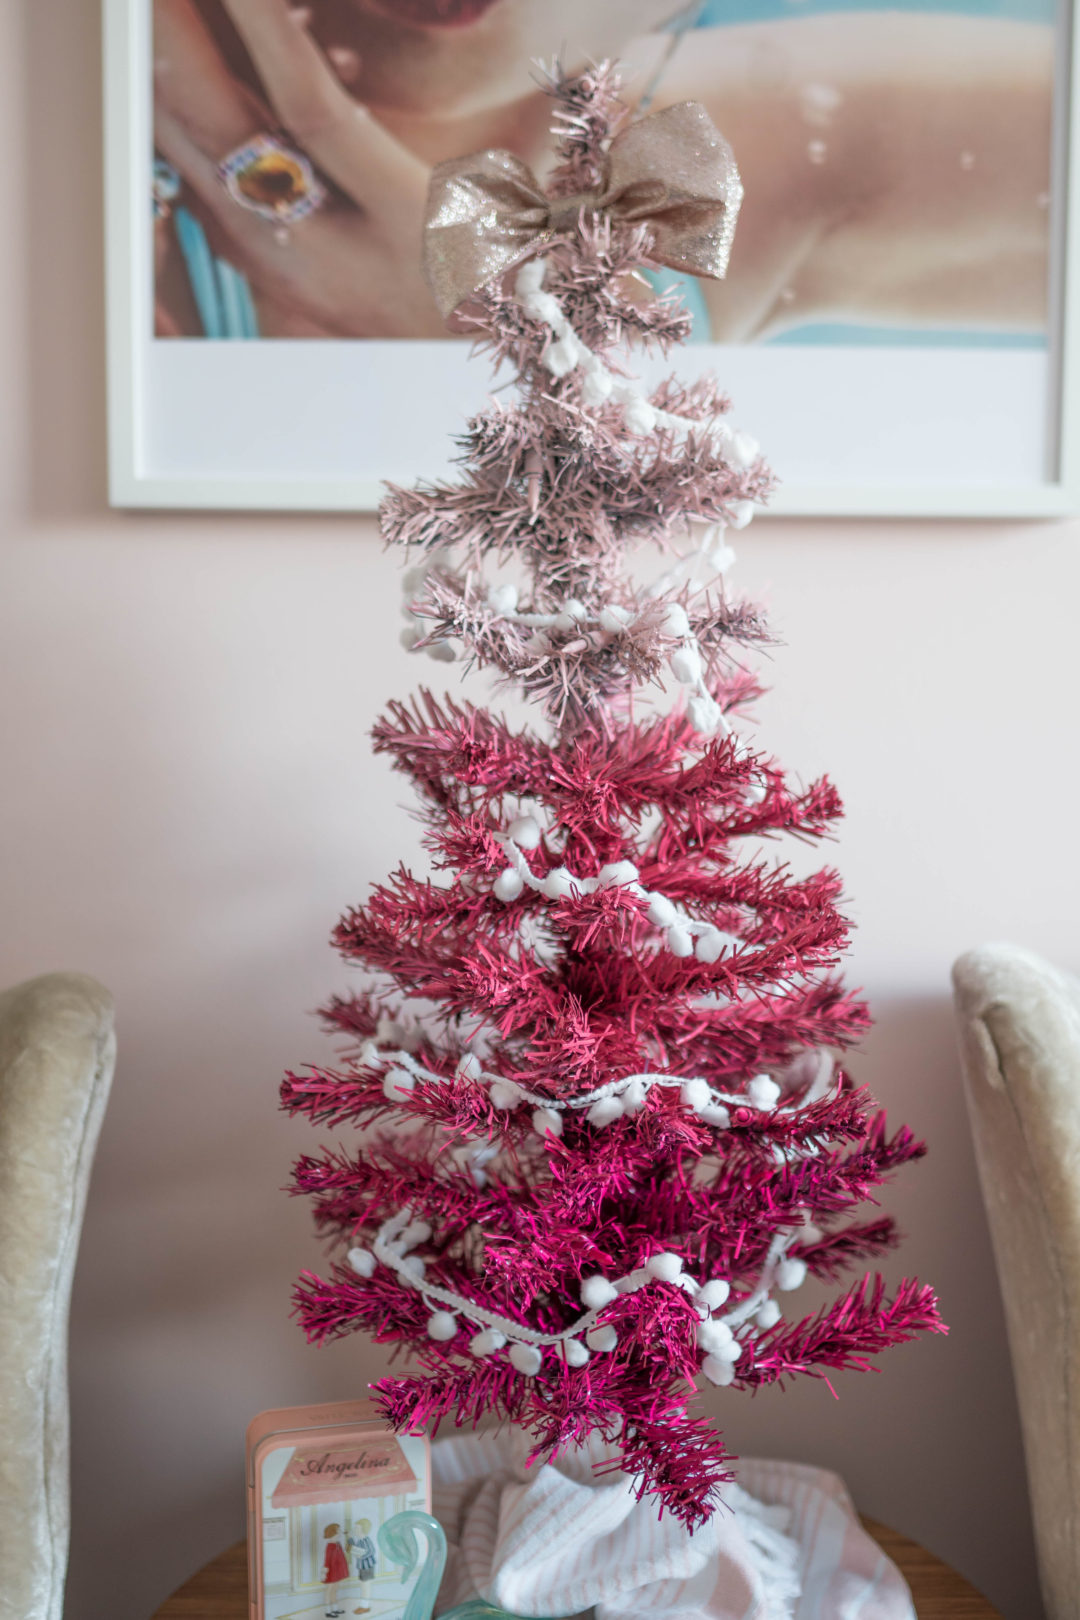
[361,1031,837,1144]
[490,826,752,973]
[361,1211,810,1395]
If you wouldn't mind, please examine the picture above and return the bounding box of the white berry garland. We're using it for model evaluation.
[361,1035,831,1137]
[514,257,759,522]
[348,1208,815,1385]
[491,834,750,964]
[398,260,764,752]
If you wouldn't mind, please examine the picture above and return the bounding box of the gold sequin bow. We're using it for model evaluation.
[422,100,743,319]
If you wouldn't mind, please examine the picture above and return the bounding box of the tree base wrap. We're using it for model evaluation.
[431,1434,914,1620]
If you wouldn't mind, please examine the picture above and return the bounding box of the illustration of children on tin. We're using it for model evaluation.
[321,1523,349,1618]
[256,1431,429,1619]
[346,1519,377,1614]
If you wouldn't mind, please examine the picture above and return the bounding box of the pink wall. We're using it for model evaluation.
[4,2,1076,1616]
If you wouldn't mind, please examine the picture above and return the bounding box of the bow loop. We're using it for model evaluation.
[422,101,742,319]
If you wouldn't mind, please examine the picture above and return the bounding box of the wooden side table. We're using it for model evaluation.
[151,1523,1003,1618]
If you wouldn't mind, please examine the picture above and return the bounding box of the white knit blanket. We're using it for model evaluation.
[432,1433,915,1620]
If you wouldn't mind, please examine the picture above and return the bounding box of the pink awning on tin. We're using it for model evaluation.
[271,1437,417,1508]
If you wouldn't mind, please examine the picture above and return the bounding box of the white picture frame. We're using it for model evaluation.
[104,0,1080,517]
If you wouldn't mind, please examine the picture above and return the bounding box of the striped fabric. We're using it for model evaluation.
[432,1434,915,1620]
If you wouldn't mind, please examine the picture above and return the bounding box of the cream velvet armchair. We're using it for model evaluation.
[953,944,1080,1620]
[0,973,116,1620]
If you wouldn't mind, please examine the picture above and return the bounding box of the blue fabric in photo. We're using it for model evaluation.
[694,0,1054,24]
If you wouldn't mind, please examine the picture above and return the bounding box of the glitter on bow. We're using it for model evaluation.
[422,99,743,319]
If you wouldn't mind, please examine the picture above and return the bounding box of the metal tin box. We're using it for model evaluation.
[246,1400,431,1620]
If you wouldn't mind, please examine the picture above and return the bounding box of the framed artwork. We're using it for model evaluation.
[104,0,1080,516]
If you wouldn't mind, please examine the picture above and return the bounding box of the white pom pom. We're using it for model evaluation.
[508,1343,543,1376]
[646,893,677,928]
[581,366,614,406]
[521,290,562,326]
[489,1079,522,1110]
[470,1328,507,1357]
[687,694,723,736]
[645,1252,684,1283]
[563,1337,591,1367]
[554,598,587,630]
[455,1053,483,1081]
[532,1106,563,1137]
[542,866,576,900]
[661,603,690,638]
[756,1299,782,1329]
[801,1223,824,1245]
[681,1078,711,1112]
[729,500,755,530]
[675,1272,701,1294]
[597,860,639,888]
[669,643,703,686]
[399,624,421,650]
[599,604,630,632]
[383,1068,415,1100]
[494,868,525,902]
[545,335,580,377]
[586,1324,618,1353]
[359,1040,380,1066]
[427,640,457,663]
[509,815,541,849]
[621,1078,648,1114]
[515,256,545,295]
[667,925,694,958]
[347,1247,376,1278]
[776,1256,808,1292]
[748,1074,781,1110]
[400,1219,432,1247]
[623,396,657,434]
[702,1352,736,1386]
[426,1310,458,1342]
[488,581,519,615]
[706,536,737,575]
[399,1255,426,1284]
[695,929,726,964]
[581,1275,619,1310]
[698,1103,731,1129]
[697,1317,736,1356]
[729,431,759,469]
[586,1095,625,1128]
[698,1278,731,1310]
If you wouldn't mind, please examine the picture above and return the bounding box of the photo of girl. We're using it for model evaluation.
[321,1523,349,1619]
[152,0,1054,346]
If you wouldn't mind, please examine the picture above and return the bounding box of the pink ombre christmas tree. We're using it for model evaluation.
[284,66,942,1530]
